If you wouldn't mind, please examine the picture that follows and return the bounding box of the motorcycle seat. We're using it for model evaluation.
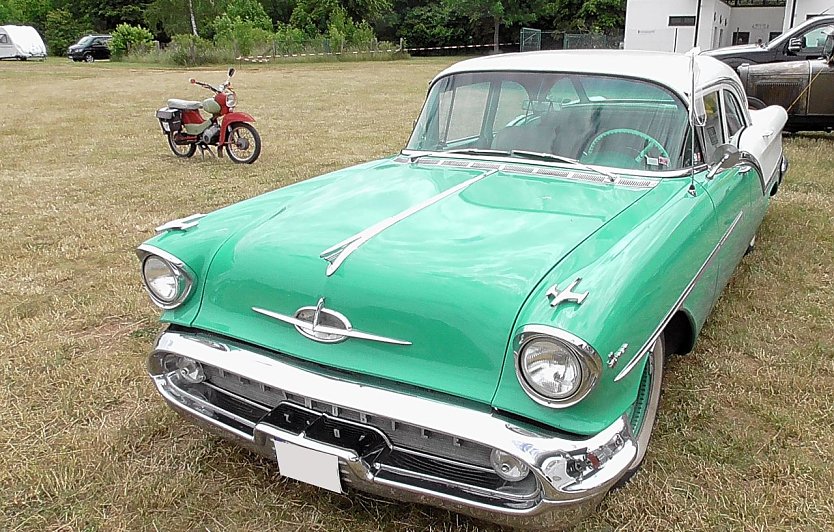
[167,99,203,110]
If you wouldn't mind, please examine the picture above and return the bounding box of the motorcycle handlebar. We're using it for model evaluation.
[190,78,222,93]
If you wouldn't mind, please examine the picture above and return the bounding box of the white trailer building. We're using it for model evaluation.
[625,0,834,52]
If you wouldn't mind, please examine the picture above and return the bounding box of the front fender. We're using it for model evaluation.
[491,176,720,435]
[219,112,257,145]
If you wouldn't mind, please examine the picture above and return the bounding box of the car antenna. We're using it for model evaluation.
[685,47,703,198]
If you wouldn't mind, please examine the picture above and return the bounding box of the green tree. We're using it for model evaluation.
[542,0,625,32]
[400,4,467,48]
[445,0,542,52]
[145,0,225,37]
[75,0,153,31]
[44,8,91,54]
[290,0,390,34]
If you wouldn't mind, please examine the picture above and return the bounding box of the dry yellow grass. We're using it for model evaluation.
[0,58,832,532]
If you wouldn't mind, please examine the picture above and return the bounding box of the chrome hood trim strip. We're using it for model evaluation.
[320,168,498,276]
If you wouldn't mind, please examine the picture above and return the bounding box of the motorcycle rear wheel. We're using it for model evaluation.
[225,123,261,164]
[168,133,196,158]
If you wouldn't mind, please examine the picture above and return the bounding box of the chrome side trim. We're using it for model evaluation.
[154,213,206,234]
[320,168,498,276]
[252,306,412,346]
[614,210,745,382]
[513,325,603,409]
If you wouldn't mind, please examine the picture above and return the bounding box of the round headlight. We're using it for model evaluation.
[520,338,582,400]
[141,253,191,309]
[225,93,236,108]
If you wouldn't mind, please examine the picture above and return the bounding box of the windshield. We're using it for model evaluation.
[76,36,94,45]
[406,71,690,172]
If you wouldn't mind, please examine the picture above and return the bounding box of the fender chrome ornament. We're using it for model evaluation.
[252,298,412,345]
[546,278,589,308]
[155,213,206,234]
[607,343,628,368]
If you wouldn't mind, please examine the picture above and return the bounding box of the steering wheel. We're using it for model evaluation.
[583,128,669,165]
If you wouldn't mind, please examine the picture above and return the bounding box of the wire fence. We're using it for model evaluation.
[521,28,625,52]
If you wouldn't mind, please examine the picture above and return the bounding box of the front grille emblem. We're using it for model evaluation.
[252,298,412,346]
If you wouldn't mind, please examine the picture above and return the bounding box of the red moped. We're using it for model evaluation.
[156,68,261,164]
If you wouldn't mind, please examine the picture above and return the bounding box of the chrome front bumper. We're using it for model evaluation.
[148,329,638,529]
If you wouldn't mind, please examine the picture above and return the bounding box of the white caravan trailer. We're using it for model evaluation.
[0,25,47,60]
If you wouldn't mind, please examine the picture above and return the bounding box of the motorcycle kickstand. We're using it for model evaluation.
[197,143,216,159]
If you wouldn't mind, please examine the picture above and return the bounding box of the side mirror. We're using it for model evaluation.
[787,37,802,54]
[707,144,741,179]
[189,78,196,84]
[228,68,236,78]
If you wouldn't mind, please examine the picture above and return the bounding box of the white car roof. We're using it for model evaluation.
[433,50,740,102]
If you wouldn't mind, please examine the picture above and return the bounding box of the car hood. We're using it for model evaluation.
[191,158,652,404]
[705,44,763,56]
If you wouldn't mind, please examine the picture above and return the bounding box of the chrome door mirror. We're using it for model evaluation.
[228,67,236,78]
[788,37,802,54]
[707,144,741,179]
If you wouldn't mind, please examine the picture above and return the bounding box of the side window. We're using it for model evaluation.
[0,34,8,44]
[701,91,724,164]
[722,90,746,140]
[438,82,490,144]
[799,26,828,53]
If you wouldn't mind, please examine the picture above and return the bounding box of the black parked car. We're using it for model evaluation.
[68,34,111,63]
[705,15,834,70]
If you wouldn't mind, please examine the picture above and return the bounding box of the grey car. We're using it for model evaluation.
[738,30,834,132]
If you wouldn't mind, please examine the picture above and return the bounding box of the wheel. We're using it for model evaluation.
[225,123,261,164]
[613,334,665,488]
[167,133,196,158]
[84,53,94,63]
[747,97,767,110]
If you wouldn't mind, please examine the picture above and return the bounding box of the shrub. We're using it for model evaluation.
[110,23,154,58]
[44,9,90,55]
[167,34,233,66]
[213,15,272,56]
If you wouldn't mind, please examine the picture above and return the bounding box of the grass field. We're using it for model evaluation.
[1,57,833,532]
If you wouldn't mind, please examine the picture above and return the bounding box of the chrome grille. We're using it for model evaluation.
[203,365,494,468]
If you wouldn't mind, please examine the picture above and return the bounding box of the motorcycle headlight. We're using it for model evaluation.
[138,247,193,309]
[515,326,602,408]
[225,93,236,108]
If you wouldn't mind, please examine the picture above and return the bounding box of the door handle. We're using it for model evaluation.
[762,130,774,139]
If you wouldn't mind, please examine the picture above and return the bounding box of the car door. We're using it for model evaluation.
[806,59,834,116]
[697,88,762,293]
[786,23,830,61]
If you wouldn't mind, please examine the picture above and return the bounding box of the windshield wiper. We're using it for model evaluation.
[404,148,511,163]
[509,150,618,182]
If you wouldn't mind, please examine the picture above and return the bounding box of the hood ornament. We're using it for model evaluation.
[546,278,589,308]
[252,297,411,346]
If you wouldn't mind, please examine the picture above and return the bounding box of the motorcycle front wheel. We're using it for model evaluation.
[167,133,196,158]
[225,123,261,164]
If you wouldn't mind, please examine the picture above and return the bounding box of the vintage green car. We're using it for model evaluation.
[138,51,788,529]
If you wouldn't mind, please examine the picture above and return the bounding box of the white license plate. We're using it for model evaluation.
[273,440,342,493]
